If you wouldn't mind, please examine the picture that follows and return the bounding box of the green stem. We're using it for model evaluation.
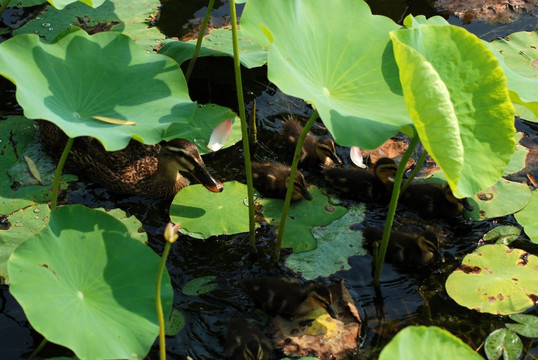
[275,110,319,262]
[372,133,420,285]
[185,0,215,82]
[156,241,172,360]
[0,0,10,19]
[27,337,48,360]
[229,0,255,248]
[401,148,428,193]
[51,137,74,211]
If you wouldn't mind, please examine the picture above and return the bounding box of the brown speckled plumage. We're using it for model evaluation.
[400,183,471,218]
[38,120,222,199]
[251,162,312,202]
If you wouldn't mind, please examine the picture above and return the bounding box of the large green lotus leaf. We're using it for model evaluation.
[465,179,532,221]
[0,28,196,151]
[169,181,250,239]
[488,31,538,122]
[514,189,538,244]
[0,205,146,284]
[0,116,77,215]
[258,186,347,253]
[165,104,242,155]
[379,326,483,360]
[445,244,538,315]
[285,205,367,280]
[7,204,173,359]
[241,0,413,150]
[14,0,163,51]
[159,26,267,69]
[390,24,515,198]
[484,328,522,360]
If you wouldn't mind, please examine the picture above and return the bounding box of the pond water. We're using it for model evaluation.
[0,1,537,359]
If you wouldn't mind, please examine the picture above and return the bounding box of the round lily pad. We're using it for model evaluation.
[8,204,173,359]
[485,328,522,360]
[445,244,538,315]
[514,189,538,244]
[182,276,217,296]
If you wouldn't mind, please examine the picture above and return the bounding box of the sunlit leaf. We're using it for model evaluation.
[7,204,173,359]
[485,328,522,360]
[47,0,106,11]
[514,189,538,244]
[483,226,521,245]
[446,244,538,315]
[379,326,483,360]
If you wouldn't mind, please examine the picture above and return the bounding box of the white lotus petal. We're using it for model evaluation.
[350,146,366,168]
[208,119,233,151]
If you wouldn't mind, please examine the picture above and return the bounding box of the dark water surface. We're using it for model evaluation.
[1,1,537,359]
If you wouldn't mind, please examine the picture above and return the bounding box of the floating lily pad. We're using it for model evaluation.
[0,116,77,215]
[159,25,267,69]
[514,189,538,244]
[379,326,483,360]
[258,186,347,253]
[169,181,250,239]
[165,309,185,336]
[483,226,521,245]
[285,205,367,280]
[8,204,173,359]
[485,328,522,360]
[182,276,217,296]
[488,31,538,122]
[445,244,538,315]
[466,179,532,221]
[0,28,196,152]
[506,314,538,338]
[14,0,163,51]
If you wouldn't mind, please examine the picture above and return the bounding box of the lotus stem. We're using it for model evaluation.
[229,0,256,248]
[0,0,9,19]
[185,0,215,82]
[27,337,48,360]
[249,98,257,145]
[401,148,428,193]
[275,110,319,262]
[51,137,73,211]
[372,133,420,285]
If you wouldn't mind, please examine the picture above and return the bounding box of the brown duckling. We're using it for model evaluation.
[363,227,441,267]
[226,317,272,360]
[241,276,337,319]
[399,182,473,218]
[38,120,223,199]
[251,162,312,202]
[282,116,342,168]
[323,157,398,203]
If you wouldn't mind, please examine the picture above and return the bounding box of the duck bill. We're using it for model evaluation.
[301,187,313,201]
[329,152,342,166]
[461,197,473,211]
[190,165,224,193]
[325,304,338,319]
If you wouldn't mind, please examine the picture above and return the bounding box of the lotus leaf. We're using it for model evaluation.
[390,21,515,198]
[7,0,47,7]
[483,225,521,245]
[488,31,538,122]
[8,204,173,359]
[160,26,267,69]
[0,116,76,215]
[258,186,347,253]
[241,0,412,150]
[170,181,250,239]
[48,0,106,10]
[514,189,538,243]
[379,326,483,360]
[285,205,367,280]
[466,179,532,221]
[503,133,528,176]
[445,244,538,315]
[182,276,218,296]
[506,314,538,338]
[485,328,522,360]
[165,309,185,336]
[14,0,163,51]
[0,28,196,151]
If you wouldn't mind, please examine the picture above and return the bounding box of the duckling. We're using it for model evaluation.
[241,276,337,319]
[323,157,398,203]
[38,120,223,199]
[251,162,312,202]
[399,182,473,218]
[226,317,272,360]
[282,116,342,168]
[363,227,441,267]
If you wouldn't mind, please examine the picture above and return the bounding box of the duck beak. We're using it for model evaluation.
[325,304,338,319]
[190,164,224,193]
[461,197,473,211]
[329,152,342,166]
[301,187,313,201]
